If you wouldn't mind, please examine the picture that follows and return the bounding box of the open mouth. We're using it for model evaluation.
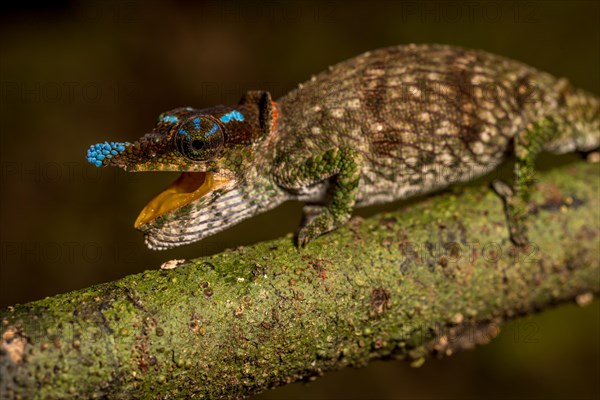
[134,172,230,229]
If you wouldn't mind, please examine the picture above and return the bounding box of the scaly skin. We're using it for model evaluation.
[87,44,600,250]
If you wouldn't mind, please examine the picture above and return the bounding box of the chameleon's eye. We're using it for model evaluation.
[175,116,224,161]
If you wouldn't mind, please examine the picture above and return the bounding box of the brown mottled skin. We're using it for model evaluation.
[88,44,600,250]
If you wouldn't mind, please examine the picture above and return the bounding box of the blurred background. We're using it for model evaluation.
[1,1,598,399]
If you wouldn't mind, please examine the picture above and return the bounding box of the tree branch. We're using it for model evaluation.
[1,161,599,400]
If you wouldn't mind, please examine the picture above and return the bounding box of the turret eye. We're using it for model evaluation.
[191,140,204,150]
[175,116,224,161]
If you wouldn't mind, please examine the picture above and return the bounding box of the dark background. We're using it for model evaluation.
[1,1,598,399]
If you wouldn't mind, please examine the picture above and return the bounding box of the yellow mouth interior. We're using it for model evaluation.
[134,172,228,229]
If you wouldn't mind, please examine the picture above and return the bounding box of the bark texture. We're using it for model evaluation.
[1,161,599,399]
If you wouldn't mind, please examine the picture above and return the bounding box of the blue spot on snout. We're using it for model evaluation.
[161,115,179,124]
[87,141,130,167]
[220,110,244,123]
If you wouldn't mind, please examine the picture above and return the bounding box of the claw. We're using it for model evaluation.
[296,227,311,248]
[491,180,531,247]
[295,209,335,248]
[491,180,514,199]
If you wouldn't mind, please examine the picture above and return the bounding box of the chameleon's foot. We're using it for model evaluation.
[296,205,348,248]
[491,180,530,246]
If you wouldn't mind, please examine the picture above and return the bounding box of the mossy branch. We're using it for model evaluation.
[1,161,599,400]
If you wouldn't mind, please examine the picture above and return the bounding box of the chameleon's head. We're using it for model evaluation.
[86,91,281,249]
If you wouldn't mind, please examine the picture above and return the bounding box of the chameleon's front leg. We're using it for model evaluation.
[274,147,361,247]
[492,118,558,245]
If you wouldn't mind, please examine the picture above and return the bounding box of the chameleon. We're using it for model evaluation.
[86,44,599,250]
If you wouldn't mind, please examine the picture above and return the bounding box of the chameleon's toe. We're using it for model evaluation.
[295,210,336,248]
[296,227,312,248]
[491,180,514,199]
[509,226,530,247]
[506,200,532,246]
[492,180,531,246]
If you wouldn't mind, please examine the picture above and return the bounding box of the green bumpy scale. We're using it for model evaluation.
[86,44,600,250]
[273,147,362,246]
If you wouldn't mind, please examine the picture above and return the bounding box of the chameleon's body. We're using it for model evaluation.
[87,44,599,250]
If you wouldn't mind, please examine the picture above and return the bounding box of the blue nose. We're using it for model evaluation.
[86,141,130,167]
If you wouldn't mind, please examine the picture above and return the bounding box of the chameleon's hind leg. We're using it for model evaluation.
[492,118,558,245]
[274,147,361,247]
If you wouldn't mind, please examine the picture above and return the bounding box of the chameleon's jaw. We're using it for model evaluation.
[134,172,230,229]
